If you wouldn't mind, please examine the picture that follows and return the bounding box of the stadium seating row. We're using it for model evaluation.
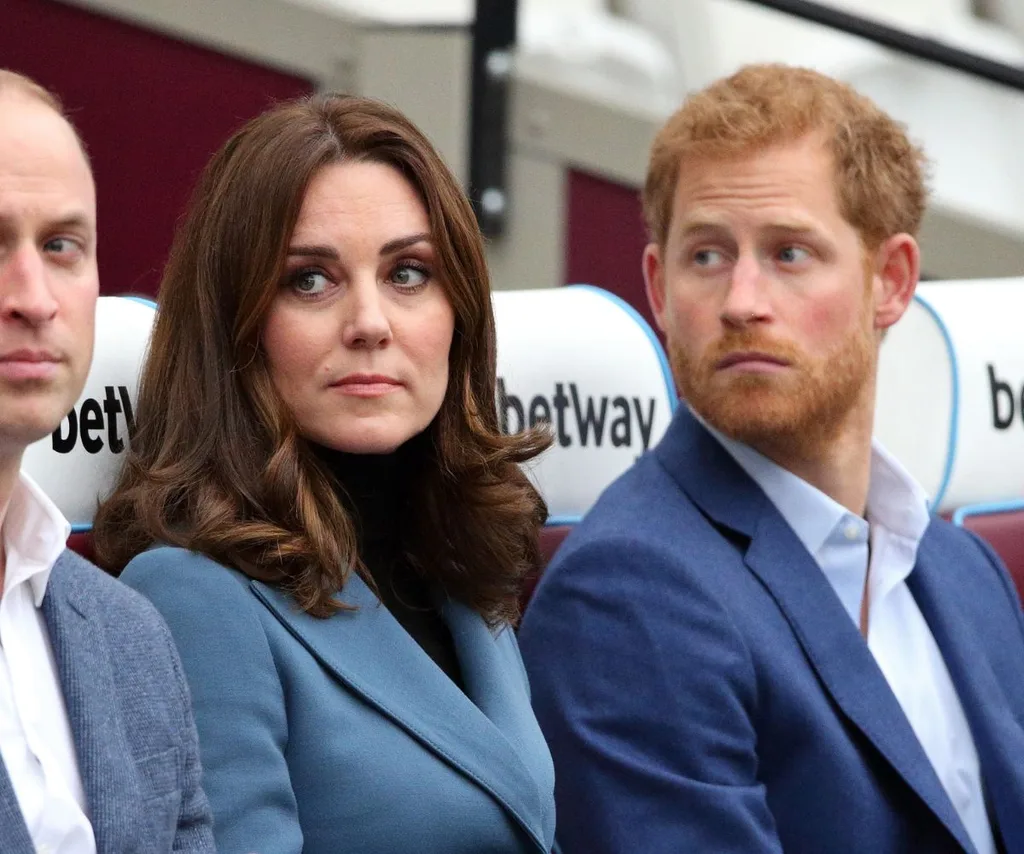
[22,283,1024,603]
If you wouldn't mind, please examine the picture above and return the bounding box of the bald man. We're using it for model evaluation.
[0,70,214,853]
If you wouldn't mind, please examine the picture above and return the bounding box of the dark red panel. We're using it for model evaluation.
[565,168,659,338]
[66,531,95,563]
[0,0,313,297]
[519,525,573,615]
[960,512,1024,605]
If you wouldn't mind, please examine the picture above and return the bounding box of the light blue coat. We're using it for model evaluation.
[121,547,557,854]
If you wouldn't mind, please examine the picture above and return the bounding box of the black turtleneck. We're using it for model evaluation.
[312,435,464,692]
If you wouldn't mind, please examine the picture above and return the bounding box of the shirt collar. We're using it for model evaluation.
[864,441,931,543]
[703,419,931,560]
[2,472,71,606]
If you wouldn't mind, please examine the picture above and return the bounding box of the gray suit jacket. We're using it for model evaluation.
[0,549,215,853]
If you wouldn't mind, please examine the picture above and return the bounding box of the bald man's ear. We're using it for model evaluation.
[643,243,669,333]
[871,234,920,332]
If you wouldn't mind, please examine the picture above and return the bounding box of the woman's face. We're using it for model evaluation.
[262,160,455,454]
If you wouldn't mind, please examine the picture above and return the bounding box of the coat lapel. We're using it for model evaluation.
[42,552,141,854]
[443,599,535,742]
[910,539,1024,853]
[251,575,550,853]
[656,409,976,853]
[441,598,557,838]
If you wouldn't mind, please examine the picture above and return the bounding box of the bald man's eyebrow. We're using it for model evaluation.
[0,211,94,242]
[50,213,94,232]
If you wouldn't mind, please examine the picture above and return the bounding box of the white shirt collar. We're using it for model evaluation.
[864,442,932,545]
[2,472,71,607]
[704,420,931,562]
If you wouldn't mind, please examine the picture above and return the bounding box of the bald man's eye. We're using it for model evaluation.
[43,236,84,264]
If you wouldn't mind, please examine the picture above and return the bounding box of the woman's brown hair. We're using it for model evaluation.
[93,93,551,625]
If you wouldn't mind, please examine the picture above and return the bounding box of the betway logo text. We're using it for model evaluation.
[52,385,135,454]
[498,378,657,450]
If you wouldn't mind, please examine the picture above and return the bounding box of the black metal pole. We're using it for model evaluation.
[737,0,1024,92]
[468,0,518,237]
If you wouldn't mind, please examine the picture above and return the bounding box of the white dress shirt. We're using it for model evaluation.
[710,428,997,854]
[0,472,96,853]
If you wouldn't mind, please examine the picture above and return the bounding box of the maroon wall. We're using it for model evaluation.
[565,168,658,337]
[2,3,655,319]
[0,0,313,297]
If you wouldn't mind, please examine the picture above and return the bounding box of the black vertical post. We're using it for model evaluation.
[469,0,518,238]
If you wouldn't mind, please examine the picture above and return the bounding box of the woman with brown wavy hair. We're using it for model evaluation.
[92,93,556,854]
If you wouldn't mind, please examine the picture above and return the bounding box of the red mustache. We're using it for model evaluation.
[704,333,802,369]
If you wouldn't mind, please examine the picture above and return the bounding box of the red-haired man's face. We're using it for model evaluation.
[644,134,916,460]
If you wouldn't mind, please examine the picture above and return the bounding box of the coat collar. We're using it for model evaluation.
[251,573,552,853]
[655,408,978,853]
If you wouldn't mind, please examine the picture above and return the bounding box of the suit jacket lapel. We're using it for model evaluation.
[251,575,550,853]
[0,762,33,852]
[743,521,975,852]
[656,409,976,853]
[42,552,139,854]
[910,539,1024,853]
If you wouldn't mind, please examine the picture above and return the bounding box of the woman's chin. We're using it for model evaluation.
[314,431,411,456]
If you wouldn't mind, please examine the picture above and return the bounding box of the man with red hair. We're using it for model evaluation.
[521,64,1024,854]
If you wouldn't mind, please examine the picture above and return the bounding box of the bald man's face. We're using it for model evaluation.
[0,93,98,458]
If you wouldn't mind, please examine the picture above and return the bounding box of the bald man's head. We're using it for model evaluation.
[0,71,99,459]
[0,69,62,111]
[0,70,89,162]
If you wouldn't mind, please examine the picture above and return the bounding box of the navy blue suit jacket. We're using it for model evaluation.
[519,407,1024,854]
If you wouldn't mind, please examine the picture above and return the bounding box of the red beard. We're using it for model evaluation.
[670,309,875,459]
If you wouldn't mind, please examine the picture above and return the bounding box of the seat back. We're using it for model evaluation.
[952,503,1024,604]
[876,278,1024,598]
[876,279,1024,513]
[492,285,677,603]
[20,296,157,561]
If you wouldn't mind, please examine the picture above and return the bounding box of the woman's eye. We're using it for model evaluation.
[290,269,330,296]
[778,246,811,264]
[391,263,429,289]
